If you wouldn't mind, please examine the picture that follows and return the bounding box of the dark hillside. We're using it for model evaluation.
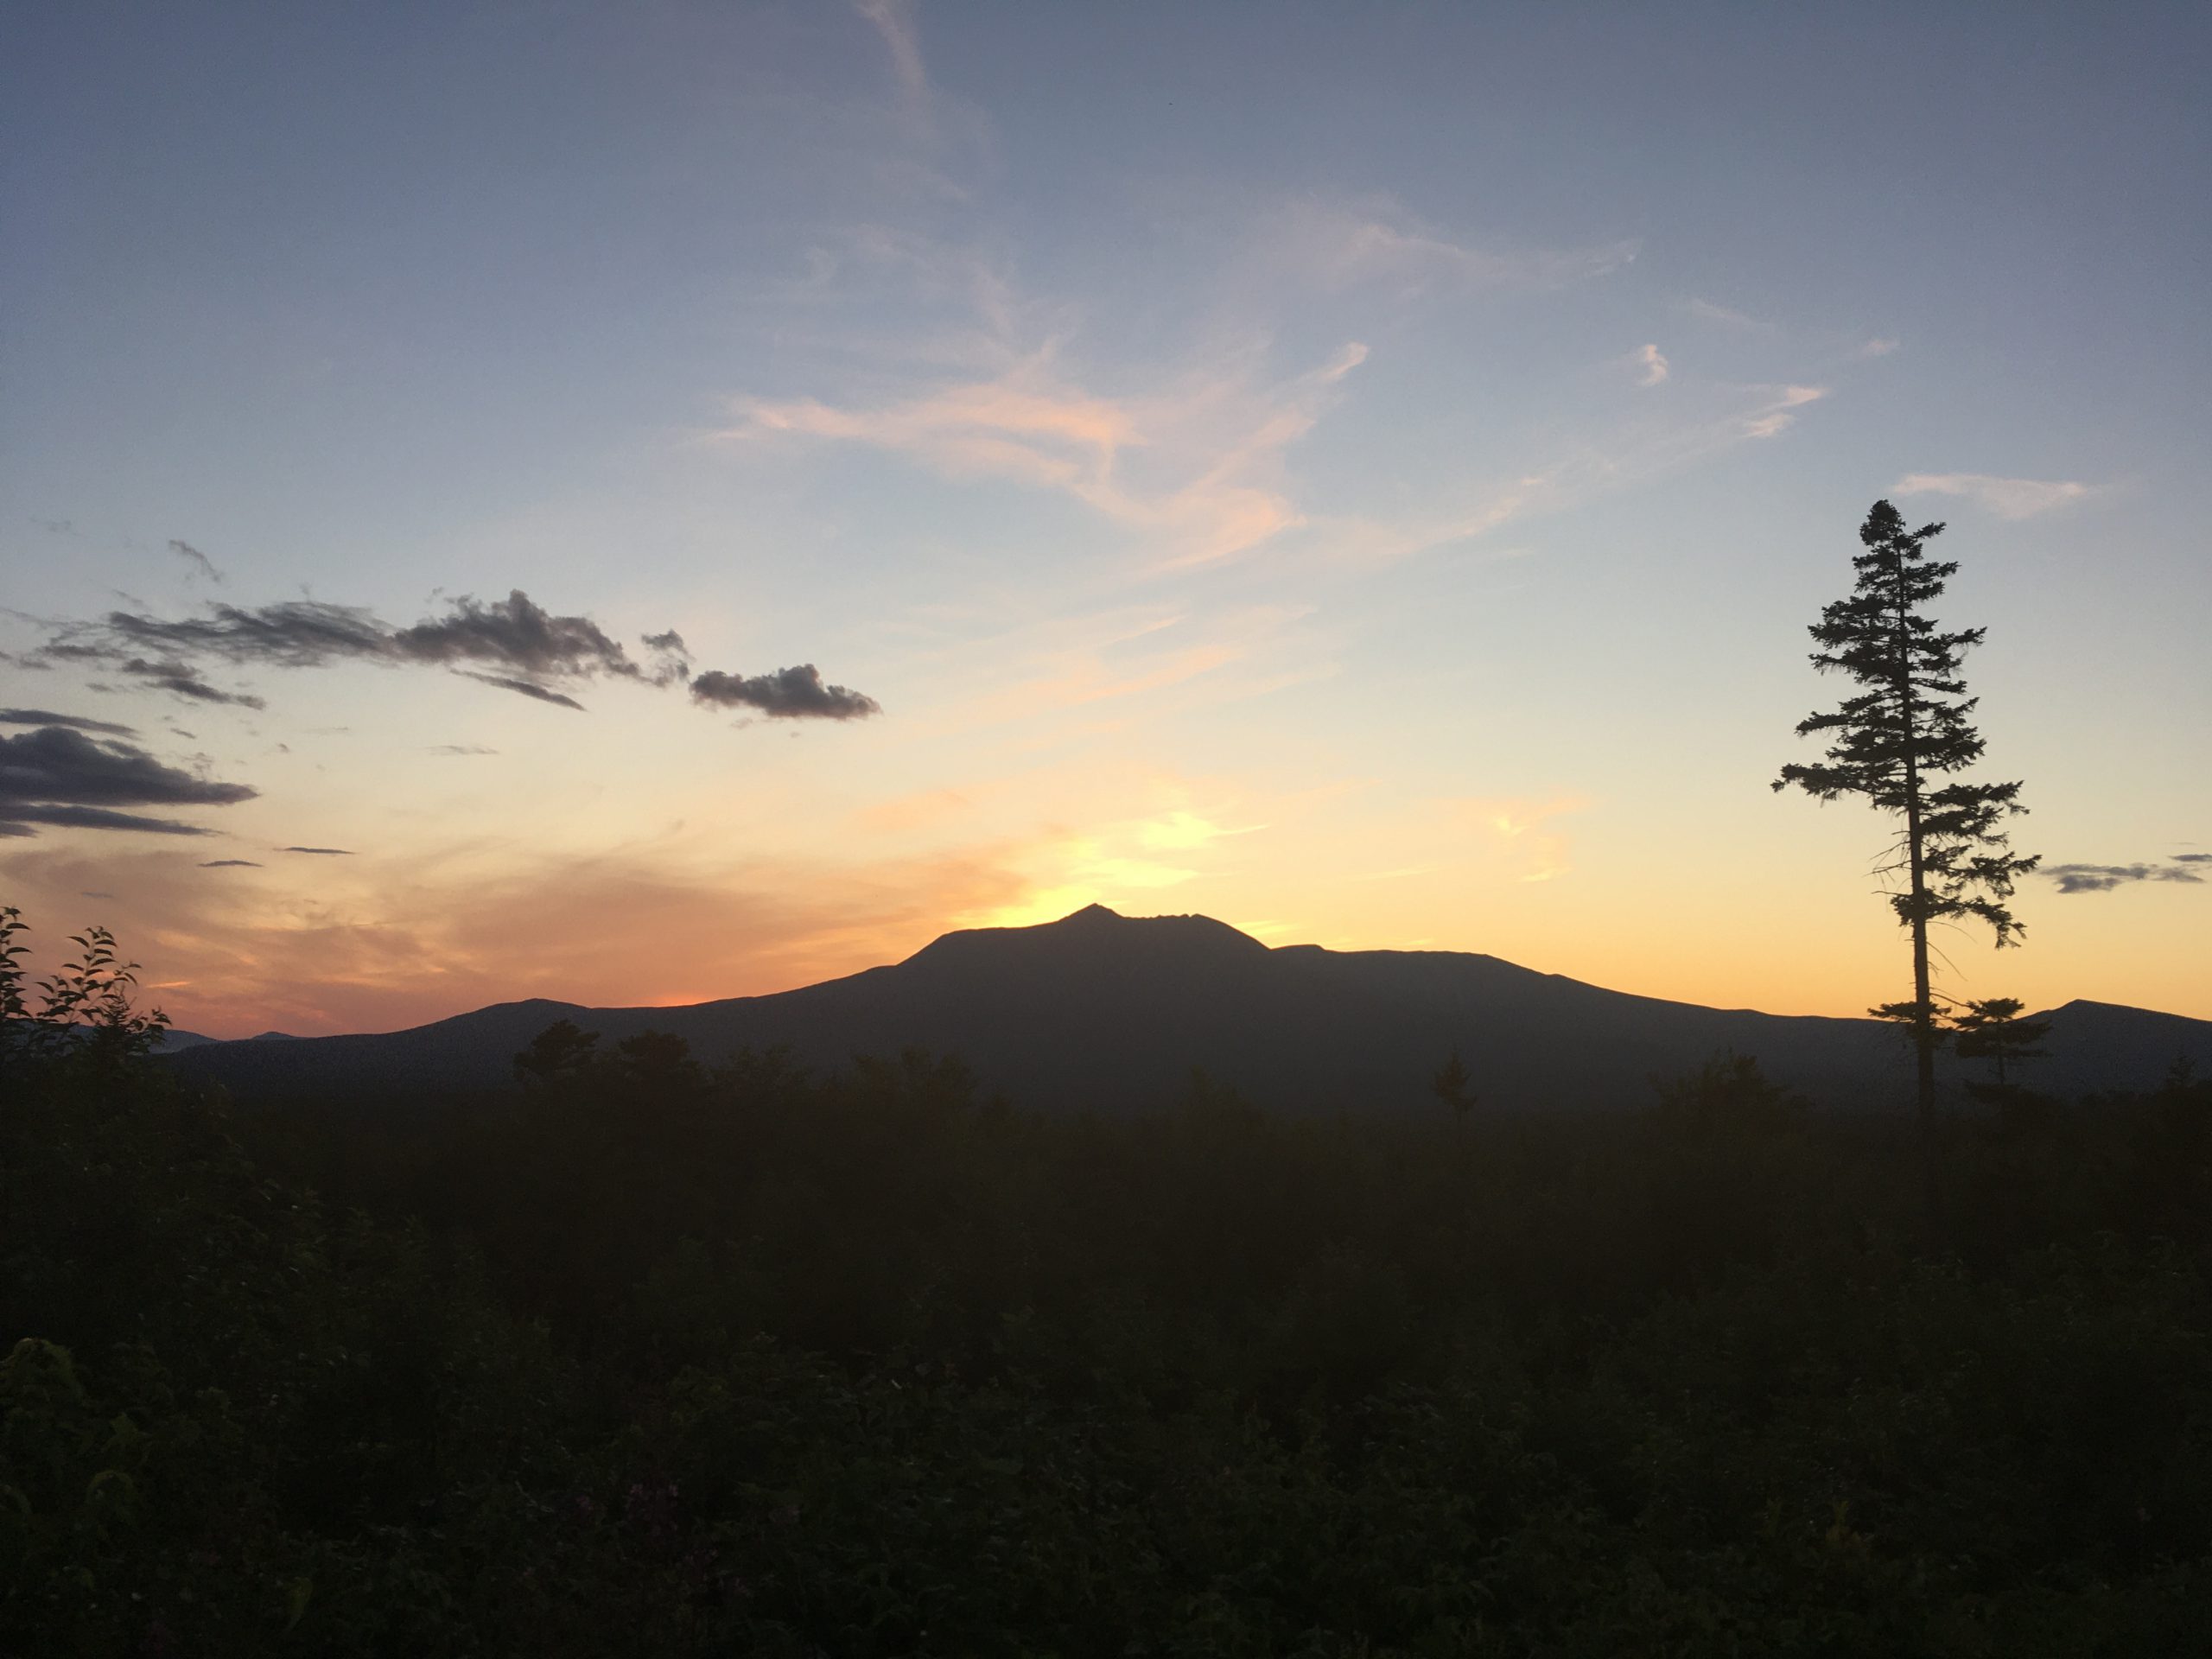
[16,965,2212,1655]
[168,906,2210,1109]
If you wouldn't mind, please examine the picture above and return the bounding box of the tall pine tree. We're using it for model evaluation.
[1776,499,2040,1128]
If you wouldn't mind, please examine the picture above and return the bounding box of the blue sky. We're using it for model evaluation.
[3,1,2206,1033]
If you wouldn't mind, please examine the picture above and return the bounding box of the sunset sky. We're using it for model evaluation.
[3,2,2206,1037]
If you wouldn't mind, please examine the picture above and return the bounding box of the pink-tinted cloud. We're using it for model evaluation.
[724,342,1368,568]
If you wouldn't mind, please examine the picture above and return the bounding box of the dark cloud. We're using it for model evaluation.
[0,724,257,838]
[81,890,115,899]
[2045,861,2207,894]
[4,804,217,836]
[0,708,139,737]
[200,858,263,868]
[45,590,674,709]
[392,590,638,680]
[32,642,257,706]
[35,518,73,535]
[99,600,387,670]
[690,664,882,721]
[118,657,266,709]
[36,588,878,723]
[168,539,225,583]
[429,744,499,756]
[640,629,691,687]
[456,671,587,710]
[2176,853,2212,865]
[280,846,353,855]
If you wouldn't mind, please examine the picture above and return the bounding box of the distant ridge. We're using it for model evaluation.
[167,906,2212,1110]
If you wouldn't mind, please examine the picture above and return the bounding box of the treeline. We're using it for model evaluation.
[7,938,2212,1652]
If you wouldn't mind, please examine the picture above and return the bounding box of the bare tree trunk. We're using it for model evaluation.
[1904,795,1940,1224]
[1908,861,1935,1130]
[1894,562,1937,1218]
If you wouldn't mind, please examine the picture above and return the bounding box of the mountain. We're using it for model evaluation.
[165,905,2212,1111]
[116,1027,224,1054]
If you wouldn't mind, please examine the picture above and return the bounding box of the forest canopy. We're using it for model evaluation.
[7,912,2212,1654]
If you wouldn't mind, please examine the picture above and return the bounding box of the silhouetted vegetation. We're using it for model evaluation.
[1777,499,2041,1128]
[10,912,2212,1654]
[1950,995,2054,1095]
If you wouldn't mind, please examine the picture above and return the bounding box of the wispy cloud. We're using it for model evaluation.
[0,707,138,737]
[456,672,587,711]
[1301,374,1837,570]
[855,0,928,100]
[1740,384,1827,440]
[1895,472,2094,519]
[1680,297,1774,331]
[1451,794,1589,884]
[1304,476,1557,569]
[1262,197,1637,300]
[723,340,1370,569]
[280,846,354,856]
[168,539,224,583]
[1858,336,1901,358]
[772,225,1036,360]
[109,656,266,709]
[1633,343,1669,387]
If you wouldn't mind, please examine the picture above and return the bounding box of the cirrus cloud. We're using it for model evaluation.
[1895,472,2095,520]
[722,340,1370,569]
[1260,197,1638,299]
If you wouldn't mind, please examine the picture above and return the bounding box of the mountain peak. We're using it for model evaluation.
[901,905,1268,974]
[167,911,2212,1109]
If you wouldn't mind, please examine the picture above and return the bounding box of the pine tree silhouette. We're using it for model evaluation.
[1776,499,2040,1134]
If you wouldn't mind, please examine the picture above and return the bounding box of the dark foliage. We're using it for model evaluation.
[9,914,2212,1654]
[1951,995,2055,1095]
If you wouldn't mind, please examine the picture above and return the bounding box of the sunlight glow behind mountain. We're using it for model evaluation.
[2,3,2205,1034]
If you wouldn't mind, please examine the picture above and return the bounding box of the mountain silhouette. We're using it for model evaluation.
[167,906,2212,1109]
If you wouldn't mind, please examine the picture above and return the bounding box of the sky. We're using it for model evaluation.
[3,1,2207,1037]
